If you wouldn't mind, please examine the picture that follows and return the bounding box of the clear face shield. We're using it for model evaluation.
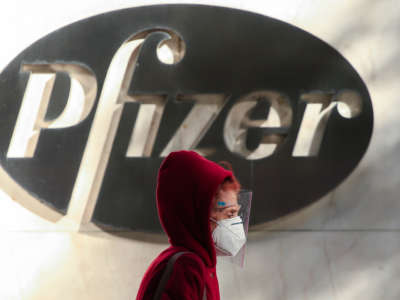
[210,190,252,268]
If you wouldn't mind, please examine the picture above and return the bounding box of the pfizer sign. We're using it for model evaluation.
[0,5,373,231]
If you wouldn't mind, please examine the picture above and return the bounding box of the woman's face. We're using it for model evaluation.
[209,188,240,232]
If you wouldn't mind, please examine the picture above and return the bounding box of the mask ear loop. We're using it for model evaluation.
[209,217,218,223]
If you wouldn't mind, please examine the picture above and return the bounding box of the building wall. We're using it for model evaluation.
[0,1,399,299]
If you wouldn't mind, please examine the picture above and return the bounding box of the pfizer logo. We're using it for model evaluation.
[0,5,373,231]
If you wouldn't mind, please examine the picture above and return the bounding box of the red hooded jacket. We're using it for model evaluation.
[135,150,233,300]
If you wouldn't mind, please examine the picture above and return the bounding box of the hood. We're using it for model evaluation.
[156,150,233,267]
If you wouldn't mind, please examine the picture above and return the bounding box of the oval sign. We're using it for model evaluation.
[0,5,373,231]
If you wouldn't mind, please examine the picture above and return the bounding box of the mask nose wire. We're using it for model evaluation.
[210,215,240,223]
[210,216,242,233]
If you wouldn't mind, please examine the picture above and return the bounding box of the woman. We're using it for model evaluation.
[135,150,244,300]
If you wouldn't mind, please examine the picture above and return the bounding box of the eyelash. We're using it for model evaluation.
[216,207,238,213]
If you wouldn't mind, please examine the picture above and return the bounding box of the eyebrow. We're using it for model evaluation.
[217,204,238,209]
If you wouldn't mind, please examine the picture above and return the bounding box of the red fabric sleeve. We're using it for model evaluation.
[160,254,206,300]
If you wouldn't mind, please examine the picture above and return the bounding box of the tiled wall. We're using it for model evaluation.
[0,1,399,299]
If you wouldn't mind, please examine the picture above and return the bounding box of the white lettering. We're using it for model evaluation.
[224,90,292,160]
[293,90,362,156]
[7,63,97,158]
[160,94,228,157]
[67,29,185,226]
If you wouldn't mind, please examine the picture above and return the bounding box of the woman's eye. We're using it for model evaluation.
[214,205,240,215]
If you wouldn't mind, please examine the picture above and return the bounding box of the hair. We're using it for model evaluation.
[218,161,241,193]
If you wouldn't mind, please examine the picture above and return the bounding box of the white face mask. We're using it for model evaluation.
[210,216,247,257]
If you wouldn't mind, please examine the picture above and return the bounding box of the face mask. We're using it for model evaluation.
[210,216,247,257]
